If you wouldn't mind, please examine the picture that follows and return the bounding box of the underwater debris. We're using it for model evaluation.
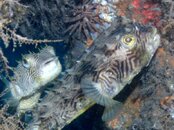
[116,0,131,17]
[160,20,174,55]
[160,96,174,119]
[161,20,174,35]
[92,0,118,23]
[107,88,141,129]
[33,86,94,130]
[0,105,24,130]
[0,0,27,25]
[162,0,174,20]
[160,96,174,108]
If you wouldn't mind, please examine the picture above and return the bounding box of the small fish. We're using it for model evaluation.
[1,46,62,113]
[80,23,160,121]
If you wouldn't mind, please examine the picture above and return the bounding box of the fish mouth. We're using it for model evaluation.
[146,27,160,55]
[149,27,160,45]
[150,27,158,37]
[146,26,157,36]
[40,56,62,86]
[44,56,58,65]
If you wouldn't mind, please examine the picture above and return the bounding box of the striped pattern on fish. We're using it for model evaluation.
[79,23,160,121]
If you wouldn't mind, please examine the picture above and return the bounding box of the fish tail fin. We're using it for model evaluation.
[102,100,123,121]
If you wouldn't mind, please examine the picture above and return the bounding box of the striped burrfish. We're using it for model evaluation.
[2,46,62,113]
[80,23,160,121]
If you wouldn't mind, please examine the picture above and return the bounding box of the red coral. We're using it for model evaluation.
[131,0,141,9]
[116,0,161,27]
[131,0,161,26]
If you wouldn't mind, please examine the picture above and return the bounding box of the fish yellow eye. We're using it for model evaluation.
[121,34,136,47]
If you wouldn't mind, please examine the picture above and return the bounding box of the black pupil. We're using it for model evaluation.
[23,59,28,65]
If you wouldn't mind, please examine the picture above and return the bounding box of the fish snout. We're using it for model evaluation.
[43,56,58,66]
[146,27,160,55]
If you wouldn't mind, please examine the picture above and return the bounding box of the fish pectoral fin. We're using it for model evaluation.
[81,77,109,106]
[102,100,123,122]
[81,77,123,121]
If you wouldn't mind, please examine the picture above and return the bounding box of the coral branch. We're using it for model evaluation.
[1,26,63,49]
[0,48,11,77]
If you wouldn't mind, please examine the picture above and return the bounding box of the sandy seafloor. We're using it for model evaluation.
[1,0,174,130]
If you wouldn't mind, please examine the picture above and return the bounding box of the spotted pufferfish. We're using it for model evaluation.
[78,23,160,121]
[2,46,62,114]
